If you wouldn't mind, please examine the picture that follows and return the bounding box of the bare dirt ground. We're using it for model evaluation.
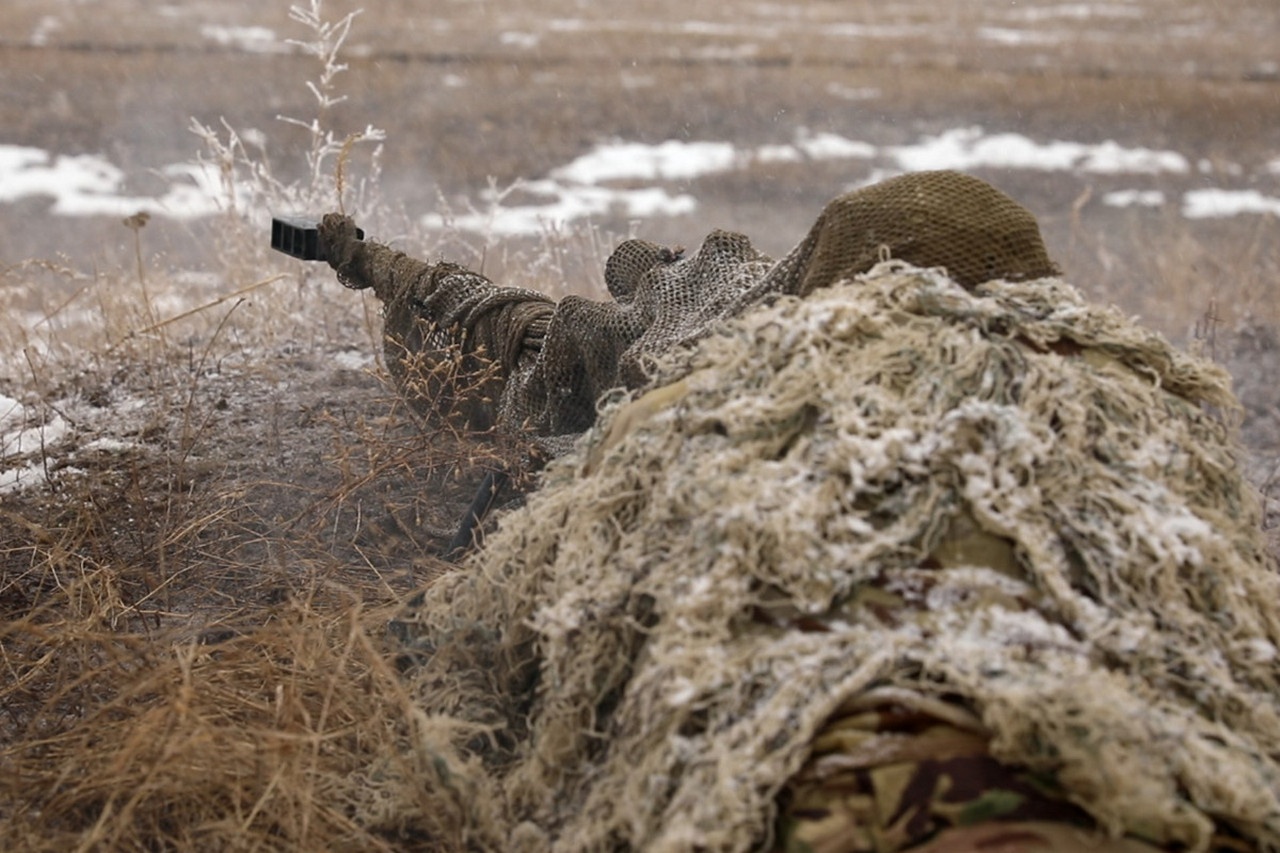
[0,1,1278,847]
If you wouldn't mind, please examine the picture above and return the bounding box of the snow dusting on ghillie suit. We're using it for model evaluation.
[322,172,1280,852]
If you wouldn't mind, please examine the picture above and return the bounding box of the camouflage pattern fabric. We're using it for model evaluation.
[775,687,1260,853]
[775,690,1094,853]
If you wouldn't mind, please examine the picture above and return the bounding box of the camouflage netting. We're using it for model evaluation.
[320,170,1059,445]
[359,264,1280,851]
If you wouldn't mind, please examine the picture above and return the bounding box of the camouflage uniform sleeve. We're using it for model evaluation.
[319,213,555,429]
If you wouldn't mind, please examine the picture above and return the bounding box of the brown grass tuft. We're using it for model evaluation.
[1,576,417,851]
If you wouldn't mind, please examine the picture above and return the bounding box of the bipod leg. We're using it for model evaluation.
[445,469,511,560]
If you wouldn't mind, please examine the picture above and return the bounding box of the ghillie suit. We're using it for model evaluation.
[323,172,1280,852]
[320,169,1058,447]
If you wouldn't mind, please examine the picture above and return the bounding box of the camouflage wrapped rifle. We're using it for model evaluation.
[272,171,1059,554]
[276,171,1058,448]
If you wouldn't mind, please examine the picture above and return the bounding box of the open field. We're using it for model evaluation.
[3,0,1279,313]
[1,0,1278,848]
[3,0,1277,490]
[2,0,1278,409]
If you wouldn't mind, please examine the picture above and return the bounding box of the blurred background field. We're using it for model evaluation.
[2,0,1278,321]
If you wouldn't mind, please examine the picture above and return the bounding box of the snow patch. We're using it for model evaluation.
[1183,188,1280,219]
[425,183,697,237]
[0,145,248,219]
[794,132,878,161]
[3,415,67,458]
[200,25,284,54]
[1,396,69,494]
[0,462,48,494]
[0,395,27,433]
[978,27,1060,46]
[500,31,540,49]
[554,140,739,184]
[31,15,62,46]
[81,437,141,454]
[334,350,374,370]
[1104,189,1166,208]
[825,84,880,101]
[889,127,1189,175]
[1007,3,1144,21]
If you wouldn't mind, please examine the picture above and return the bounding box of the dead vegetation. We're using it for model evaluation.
[0,8,516,847]
[1,545,418,850]
[0,279,517,851]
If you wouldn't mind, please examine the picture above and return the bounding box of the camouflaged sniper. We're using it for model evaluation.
[311,171,1280,850]
[368,268,1279,852]
[317,170,1059,447]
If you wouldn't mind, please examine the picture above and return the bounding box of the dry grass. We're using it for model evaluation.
[0,10,522,846]
[1,556,417,850]
[0,252,516,850]
[1060,207,1280,336]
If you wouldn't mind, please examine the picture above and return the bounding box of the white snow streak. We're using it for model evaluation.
[2,125,1275,238]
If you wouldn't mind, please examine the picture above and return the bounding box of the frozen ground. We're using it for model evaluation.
[1,0,1278,532]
